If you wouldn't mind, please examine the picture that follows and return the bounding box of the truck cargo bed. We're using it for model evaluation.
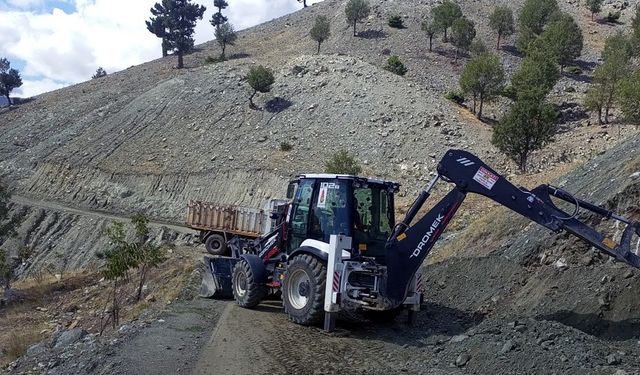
[186,200,267,238]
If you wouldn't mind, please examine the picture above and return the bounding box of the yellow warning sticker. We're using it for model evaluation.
[602,238,617,249]
[397,233,407,241]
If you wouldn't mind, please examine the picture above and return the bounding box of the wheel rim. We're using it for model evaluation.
[234,270,247,298]
[210,239,221,250]
[287,269,311,310]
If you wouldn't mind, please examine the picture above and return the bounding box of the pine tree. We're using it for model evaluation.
[510,42,560,101]
[489,6,515,50]
[619,70,640,125]
[215,22,237,60]
[459,53,505,119]
[0,58,22,106]
[539,13,583,71]
[451,17,476,60]
[492,98,557,172]
[146,0,172,57]
[421,19,438,52]
[210,0,228,28]
[310,16,331,54]
[345,0,370,37]
[516,0,559,53]
[163,0,207,69]
[586,0,603,21]
[431,0,462,42]
[92,67,107,79]
[246,66,275,108]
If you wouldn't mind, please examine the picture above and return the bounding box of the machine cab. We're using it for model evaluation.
[286,174,400,260]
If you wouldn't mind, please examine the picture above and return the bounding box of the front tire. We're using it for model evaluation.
[232,260,267,308]
[282,254,326,326]
[205,234,227,256]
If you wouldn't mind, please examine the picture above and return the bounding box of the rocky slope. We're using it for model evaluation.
[0,0,638,274]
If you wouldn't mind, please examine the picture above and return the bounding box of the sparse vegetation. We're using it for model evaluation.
[204,55,225,64]
[586,0,603,21]
[388,15,404,29]
[384,55,408,76]
[588,47,630,124]
[345,0,370,37]
[92,67,107,79]
[459,52,505,119]
[0,58,23,106]
[280,141,293,152]
[492,98,557,172]
[489,6,515,50]
[432,0,462,42]
[606,11,621,23]
[469,39,488,57]
[445,90,465,105]
[246,65,275,108]
[325,150,362,175]
[510,44,560,101]
[451,17,476,59]
[214,22,237,60]
[310,16,331,54]
[421,18,438,52]
[565,66,582,75]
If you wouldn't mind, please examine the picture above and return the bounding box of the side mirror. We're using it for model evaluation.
[286,182,297,199]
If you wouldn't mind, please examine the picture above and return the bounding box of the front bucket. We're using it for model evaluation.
[199,256,238,298]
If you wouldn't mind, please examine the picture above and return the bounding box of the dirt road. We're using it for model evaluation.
[11,195,196,235]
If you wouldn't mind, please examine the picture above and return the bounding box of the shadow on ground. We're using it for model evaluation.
[539,310,640,341]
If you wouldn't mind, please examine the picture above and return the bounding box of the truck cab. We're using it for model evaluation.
[286,174,400,261]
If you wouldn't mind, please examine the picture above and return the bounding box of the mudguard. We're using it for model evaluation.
[240,254,268,284]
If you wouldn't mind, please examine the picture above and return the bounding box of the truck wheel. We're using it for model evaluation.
[232,260,267,308]
[205,234,227,256]
[282,254,326,326]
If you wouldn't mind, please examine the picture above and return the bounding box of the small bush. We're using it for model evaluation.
[501,85,517,100]
[205,56,225,64]
[384,55,408,76]
[280,141,293,152]
[325,150,362,175]
[565,66,582,75]
[606,11,621,22]
[445,90,465,105]
[388,15,404,28]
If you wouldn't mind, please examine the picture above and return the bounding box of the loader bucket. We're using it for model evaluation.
[199,256,238,298]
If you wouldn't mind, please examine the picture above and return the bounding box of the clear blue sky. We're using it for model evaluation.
[0,0,324,97]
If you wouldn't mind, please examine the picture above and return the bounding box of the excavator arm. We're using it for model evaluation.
[383,149,640,306]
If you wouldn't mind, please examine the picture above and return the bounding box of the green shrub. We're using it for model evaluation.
[445,90,465,104]
[501,85,517,100]
[205,55,225,64]
[388,15,404,28]
[280,141,293,152]
[325,150,362,175]
[565,66,582,75]
[384,55,407,76]
[606,11,621,22]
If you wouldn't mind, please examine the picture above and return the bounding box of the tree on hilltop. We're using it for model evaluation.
[489,6,514,50]
[146,0,172,57]
[0,58,23,106]
[92,67,107,79]
[345,0,370,37]
[157,0,207,69]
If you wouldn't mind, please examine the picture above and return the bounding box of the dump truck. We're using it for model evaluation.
[201,149,640,331]
[186,199,287,255]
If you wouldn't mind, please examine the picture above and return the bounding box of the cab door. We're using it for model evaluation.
[287,178,315,252]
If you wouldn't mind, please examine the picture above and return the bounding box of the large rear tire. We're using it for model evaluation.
[205,234,227,256]
[232,260,267,308]
[282,254,326,326]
